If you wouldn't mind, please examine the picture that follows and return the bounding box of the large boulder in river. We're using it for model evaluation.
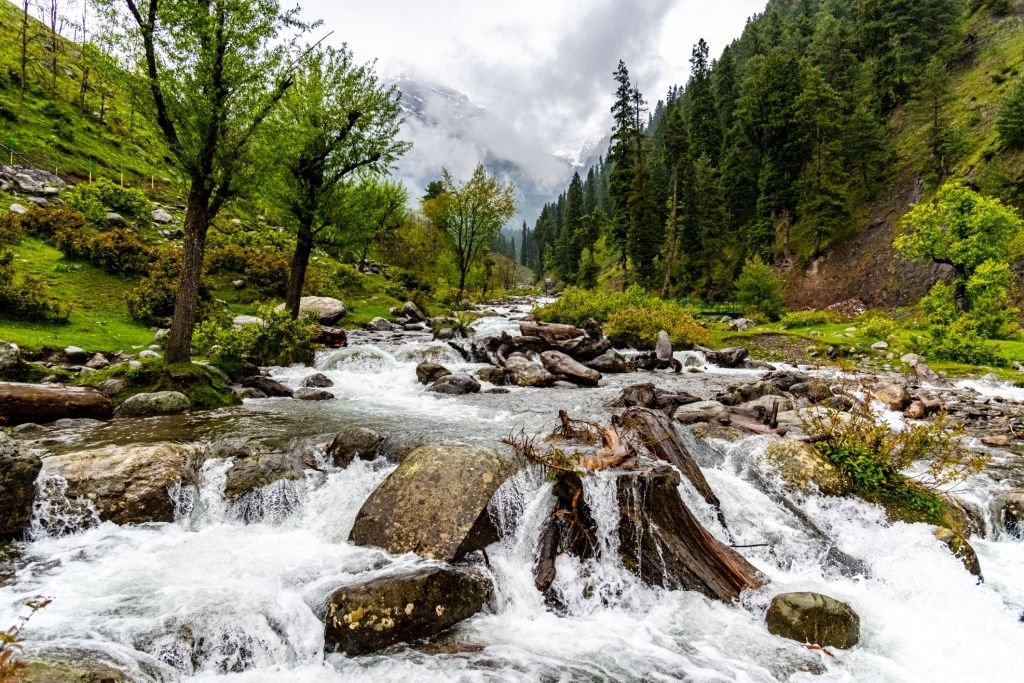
[114,391,191,417]
[323,566,492,656]
[700,346,749,368]
[503,353,556,387]
[327,427,387,468]
[41,443,202,525]
[585,351,634,374]
[765,592,861,649]
[0,382,113,426]
[0,432,42,539]
[18,656,132,682]
[274,296,346,324]
[242,376,293,398]
[416,361,451,385]
[400,301,427,323]
[223,452,303,503]
[763,440,853,497]
[350,442,518,561]
[429,373,481,395]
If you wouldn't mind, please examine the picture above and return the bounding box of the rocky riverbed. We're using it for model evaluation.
[1,298,1023,681]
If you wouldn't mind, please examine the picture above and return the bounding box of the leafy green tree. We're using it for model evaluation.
[421,164,516,301]
[735,255,784,321]
[106,0,305,362]
[895,182,1024,310]
[332,179,409,271]
[274,44,409,318]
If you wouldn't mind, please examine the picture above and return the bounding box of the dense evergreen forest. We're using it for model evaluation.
[519,0,1024,303]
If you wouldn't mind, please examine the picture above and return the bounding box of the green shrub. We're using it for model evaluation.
[393,268,432,296]
[53,225,154,275]
[127,249,213,325]
[803,404,987,525]
[65,178,151,223]
[194,305,318,371]
[859,314,899,341]
[735,256,784,321]
[779,309,838,329]
[13,206,86,239]
[0,213,22,245]
[997,75,1024,148]
[605,304,709,350]
[534,285,654,327]
[206,244,288,295]
[0,250,69,323]
[965,260,1019,339]
[921,317,1005,366]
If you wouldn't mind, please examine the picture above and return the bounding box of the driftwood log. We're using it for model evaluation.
[674,400,790,436]
[0,382,113,425]
[540,351,601,387]
[611,383,701,415]
[620,407,728,530]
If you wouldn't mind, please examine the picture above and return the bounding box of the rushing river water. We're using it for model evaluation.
[2,302,1024,681]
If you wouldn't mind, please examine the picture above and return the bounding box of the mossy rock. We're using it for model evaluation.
[81,360,239,410]
[324,566,492,655]
[18,657,130,682]
[766,592,860,649]
[763,440,853,497]
[933,526,983,579]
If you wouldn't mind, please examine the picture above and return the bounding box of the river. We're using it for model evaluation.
[2,301,1023,681]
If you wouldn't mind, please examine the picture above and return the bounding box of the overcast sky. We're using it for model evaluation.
[301,0,767,159]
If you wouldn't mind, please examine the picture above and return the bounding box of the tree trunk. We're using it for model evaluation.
[457,269,467,303]
[165,188,212,364]
[660,171,679,299]
[287,224,314,319]
[0,382,113,426]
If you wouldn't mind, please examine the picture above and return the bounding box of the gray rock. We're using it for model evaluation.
[365,316,395,332]
[151,208,174,224]
[232,279,245,289]
[789,381,834,404]
[26,196,48,208]
[728,317,756,332]
[232,315,265,327]
[504,353,556,387]
[105,211,126,226]
[85,353,110,370]
[701,346,750,368]
[475,366,507,385]
[274,296,346,325]
[241,376,293,398]
[429,373,481,395]
[765,592,860,649]
[585,351,634,374]
[416,361,452,385]
[8,203,28,215]
[0,432,42,539]
[655,330,673,362]
[763,440,853,496]
[0,341,21,374]
[64,345,88,363]
[327,427,387,468]
[294,387,334,401]
[95,379,127,398]
[115,391,191,417]
[223,452,303,503]
[871,341,890,352]
[933,527,983,579]
[900,353,923,367]
[323,566,492,656]
[234,387,267,400]
[995,492,1024,539]
[40,442,201,525]
[350,442,518,561]
[400,301,427,322]
[138,349,161,360]
[302,372,334,388]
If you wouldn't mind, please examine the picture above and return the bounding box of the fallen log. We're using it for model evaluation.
[620,407,728,529]
[520,321,587,342]
[611,383,700,415]
[540,351,602,387]
[699,346,750,368]
[0,382,113,426]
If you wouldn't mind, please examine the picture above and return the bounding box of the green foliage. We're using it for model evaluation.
[920,315,1005,365]
[0,250,69,322]
[803,404,987,525]
[205,244,289,295]
[0,213,22,245]
[52,226,154,276]
[605,304,709,350]
[734,256,784,321]
[535,285,708,350]
[997,75,1024,147]
[859,314,899,340]
[964,260,1020,339]
[194,306,318,372]
[15,206,87,239]
[127,250,212,326]
[779,309,839,329]
[81,359,239,409]
[65,178,151,225]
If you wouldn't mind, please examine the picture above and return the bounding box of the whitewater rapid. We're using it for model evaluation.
[2,303,1023,681]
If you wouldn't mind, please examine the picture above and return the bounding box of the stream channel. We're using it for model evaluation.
[2,300,1024,681]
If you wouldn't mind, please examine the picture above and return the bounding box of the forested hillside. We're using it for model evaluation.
[521,0,1024,309]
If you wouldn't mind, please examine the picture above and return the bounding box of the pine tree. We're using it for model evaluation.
[997,75,1024,148]
[686,39,723,164]
[608,60,639,273]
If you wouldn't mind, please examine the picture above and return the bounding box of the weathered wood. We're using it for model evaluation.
[520,321,587,342]
[611,383,700,414]
[540,350,601,387]
[621,407,727,529]
[0,382,113,426]
[616,464,763,600]
[699,346,750,368]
